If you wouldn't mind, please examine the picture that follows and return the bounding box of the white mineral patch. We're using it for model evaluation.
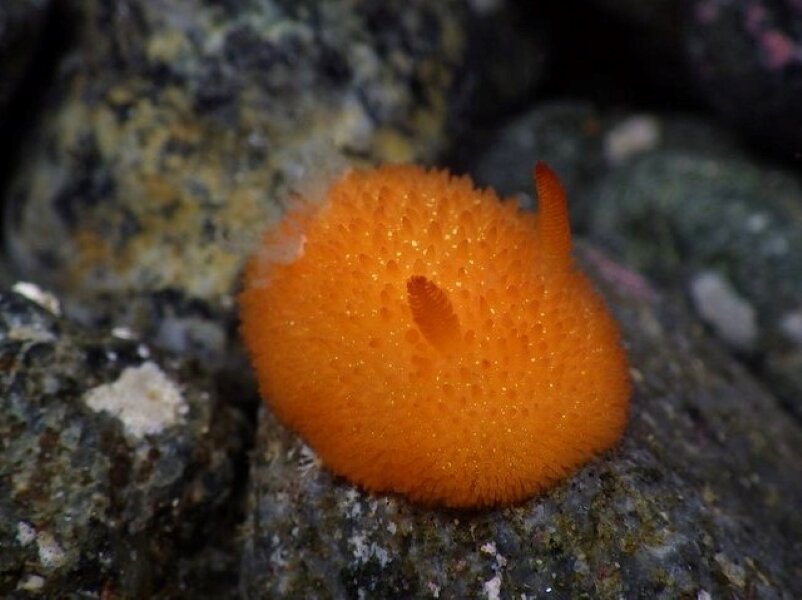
[5,324,55,343]
[480,541,508,568]
[745,212,770,233]
[604,115,661,164]
[483,574,502,600]
[349,533,391,568]
[426,581,441,597]
[16,521,36,546]
[84,362,188,439]
[17,574,45,592]
[780,310,802,345]
[5,281,62,342]
[331,94,374,154]
[689,271,757,351]
[12,281,61,315]
[36,531,66,570]
[269,535,289,568]
[297,443,321,475]
[111,326,137,340]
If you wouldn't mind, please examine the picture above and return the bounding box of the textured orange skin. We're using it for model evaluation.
[240,164,630,508]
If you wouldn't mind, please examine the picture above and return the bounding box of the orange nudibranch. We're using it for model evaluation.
[239,162,631,508]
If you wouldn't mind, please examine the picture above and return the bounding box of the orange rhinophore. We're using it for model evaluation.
[406,275,461,353]
[239,163,631,508]
[534,161,572,262]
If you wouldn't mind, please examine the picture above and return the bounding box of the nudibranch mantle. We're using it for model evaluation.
[240,163,630,508]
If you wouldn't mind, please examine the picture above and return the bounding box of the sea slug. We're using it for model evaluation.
[240,163,630,507]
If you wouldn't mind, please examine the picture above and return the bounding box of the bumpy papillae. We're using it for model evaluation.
[240,164,630,507]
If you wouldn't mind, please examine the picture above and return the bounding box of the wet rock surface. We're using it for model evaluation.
[0,288,247,598]
[240,244,802,598]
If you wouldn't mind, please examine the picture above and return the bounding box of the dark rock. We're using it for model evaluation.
[583,150,802,417]
[0,286,247,598]
[0,0,52,119]
[684,0,802,158]
[240,243,802,598]
[452,2,547,124]
[5,0,504,366]
[531,0,696,109]
[589,0,680,54]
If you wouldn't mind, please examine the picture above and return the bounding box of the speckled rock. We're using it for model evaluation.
[240,243,802,599]
[0,286,247,598]
[685,0,802,156]
[4,0,498,366]
[583,151,802,417]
